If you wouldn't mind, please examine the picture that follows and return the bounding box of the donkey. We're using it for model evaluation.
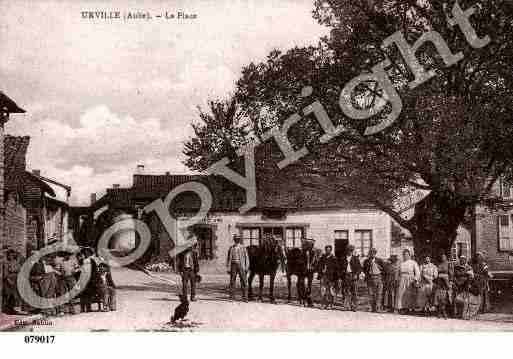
[247,235,287,303]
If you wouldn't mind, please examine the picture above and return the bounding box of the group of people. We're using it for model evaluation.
[176,235,492,321]
[312,245,492,319]
[2,247,116,316]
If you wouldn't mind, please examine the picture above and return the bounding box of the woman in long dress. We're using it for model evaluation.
[395,249,420,313]
[417,256,438,313]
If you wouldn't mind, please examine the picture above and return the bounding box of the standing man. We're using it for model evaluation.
[340,245,362,311]
[177,243,200,302]
[472,252,492,313]
[382,255,400,312]
[317,245,338,309]
[363,248,385,312]
[226,235,249,301]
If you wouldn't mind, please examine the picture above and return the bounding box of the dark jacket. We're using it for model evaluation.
[317,254,339,282]
[383,261,400,283]
[177,250,199,273]
[339,255,362,279]
[97,264,116,289]
[362,257,386,281]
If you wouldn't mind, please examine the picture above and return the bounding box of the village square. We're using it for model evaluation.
[1,0,513,332]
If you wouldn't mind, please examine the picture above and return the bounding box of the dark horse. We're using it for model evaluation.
[285,242,319,307]
[247,236,286,303]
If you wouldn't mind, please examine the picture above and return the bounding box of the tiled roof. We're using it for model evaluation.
[94,142,376,212]
[254,142,374,210]
[4,135,55,197]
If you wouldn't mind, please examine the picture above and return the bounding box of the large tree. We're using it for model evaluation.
[183,98,250,171]
[184,0,513,258]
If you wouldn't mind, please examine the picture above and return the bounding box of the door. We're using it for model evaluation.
[194,226,214,260]
[334,230,349,259]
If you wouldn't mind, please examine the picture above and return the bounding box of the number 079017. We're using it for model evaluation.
[24,335,55,344]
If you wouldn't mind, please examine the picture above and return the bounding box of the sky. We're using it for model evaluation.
[1,0,327,205]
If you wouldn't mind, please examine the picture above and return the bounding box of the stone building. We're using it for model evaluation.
[89,144,393,273]
[0,91,25,310]
[3,136,59,255]
[474,177,513,284]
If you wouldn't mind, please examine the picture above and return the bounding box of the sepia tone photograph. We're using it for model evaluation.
[1,0,513,335]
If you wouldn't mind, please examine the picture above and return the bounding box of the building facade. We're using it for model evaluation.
[0,92,26,310]
[90,144,393,273]
[474,178,513,280]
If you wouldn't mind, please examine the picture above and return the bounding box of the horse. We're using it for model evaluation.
[285,242,319,307]
[247,235,286,303]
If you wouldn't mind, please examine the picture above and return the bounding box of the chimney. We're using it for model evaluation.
[136,164,145,174]
[32,169,41,176]
[112,184,120,189]
[90,193,96,205]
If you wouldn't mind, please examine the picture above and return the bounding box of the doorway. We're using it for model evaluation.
[334,230,349,259]
[192,225,214,260]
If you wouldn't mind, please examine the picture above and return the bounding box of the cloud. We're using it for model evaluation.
[1,0,328,205]
[6,105,191,205]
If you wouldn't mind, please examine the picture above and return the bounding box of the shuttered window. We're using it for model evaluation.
[501,179,512,198]
[355,230,372,257]
[498,215,513,251]
[241,228,260,246]
[285,227,304,248]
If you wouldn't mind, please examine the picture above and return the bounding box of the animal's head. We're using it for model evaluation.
[178,294,189,303]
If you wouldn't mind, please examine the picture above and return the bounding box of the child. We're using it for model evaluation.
[433,276,450,319]
[96,263,116,312]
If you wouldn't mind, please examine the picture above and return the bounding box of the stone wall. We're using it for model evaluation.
[3,193,27,256]
[0,122,4,308]
[476,205,513,272]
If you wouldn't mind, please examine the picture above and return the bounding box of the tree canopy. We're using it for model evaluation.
[184,0,513,258]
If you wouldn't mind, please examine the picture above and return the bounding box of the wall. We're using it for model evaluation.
[4,193,27,256]
[0,123,4,308]
[475,204,513,272]
[173,208,391,273]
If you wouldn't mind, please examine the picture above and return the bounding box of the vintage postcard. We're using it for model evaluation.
[1,0,512,336]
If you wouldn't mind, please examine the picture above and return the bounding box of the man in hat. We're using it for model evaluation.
[297,238,317,307]
[363,248,386,312]
[176,240,200,302]
[226,235,249,301]
[340,244,362,311]
[317,245,338,309]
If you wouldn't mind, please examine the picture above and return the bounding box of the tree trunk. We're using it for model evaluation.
[410,191,469,261]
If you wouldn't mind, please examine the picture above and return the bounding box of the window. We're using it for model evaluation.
[501,179,512,198]
[354,230,372,257]
[456,242,469,258]
[334,230,349,258]
[241,227,261,246]
[285,227,304,248]
[498,214,513,251]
